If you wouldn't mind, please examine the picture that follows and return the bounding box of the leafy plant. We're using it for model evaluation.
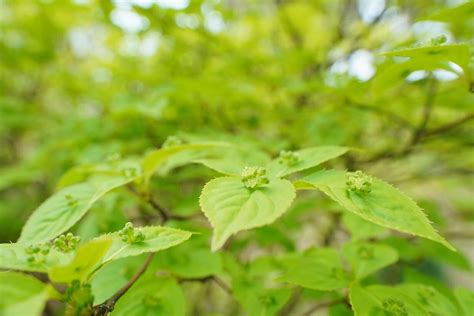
[1,0,473,315]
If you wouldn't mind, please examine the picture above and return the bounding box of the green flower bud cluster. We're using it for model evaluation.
[241,166,269,189]
[381,298,408,316]
[53,233,81,253]
[25,243,51,264]
[162,135,183,148]
[346,170,372,193]
[64,280,94,316]
[119,222,146,244]
[278,150,300,166]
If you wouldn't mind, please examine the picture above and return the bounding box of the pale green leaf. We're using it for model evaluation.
[110,276,186,316]
[0,272,49,316]
[49,238,112,283]
[454,287,474,316]
[200,177,296,251]
[342,241,398,280]
[266,146,348,178]
[342,212,386,240]
[233,284,292,316]
[350,283,460,316]
[98,225,192,263]
[142,143,227,181]
[302,170,454,250]
[0,243,72,273]
[278,248,350,291]
[19,175,136,244]
[193,146,271,176]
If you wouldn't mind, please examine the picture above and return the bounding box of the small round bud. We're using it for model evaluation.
[431,35,447,46]
[118,222,146,244]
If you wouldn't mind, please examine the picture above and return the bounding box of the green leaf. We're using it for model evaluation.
[97,225,192,263]
[302,170,454,250]
[0,243,72,273]
[200,177,296,251]
[18,175,136,244]
[266,146,348,178]
[155,237,222,278]
[193,146,271,176]
[234,283,292,316]
[142,143,226,181]
[341,212,386,240]
[0,271,50,316]
[454,288,474,316]
[350,283,460,316]
[342,241,398,280]
[49,238,112,283]
[110,276,186,316]
[382,44,471,70]
[278,248,350,291]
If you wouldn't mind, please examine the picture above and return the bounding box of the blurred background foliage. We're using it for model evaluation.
[0,0,473,312]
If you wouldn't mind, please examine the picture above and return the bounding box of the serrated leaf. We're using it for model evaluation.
[193,146,271,176]
[266,146,349,178]
[200,177,296,251]
[342,241,398,280]
[350,283,460,316]
[19,175,136,244]
[302,170,454,250]
[142,143,227,181]
[0,243,72,273]
[98,226,192,263]
[278,248,350,291]
[49,238,112,283]
[0,271,50,316]
[110,276,186,316]
[342,212,386,240]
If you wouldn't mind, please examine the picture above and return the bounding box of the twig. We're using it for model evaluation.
[93,253,155,315]
[423,113,474,137]
[179,276,232,295]
[302,298,345,316]
[278,287,302,316]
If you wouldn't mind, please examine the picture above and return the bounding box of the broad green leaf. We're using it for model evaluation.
[266,146,348,177]
[91,256,143,305]
[155,241,222,278]
[382,44,471,69]
[97,225,192,263]
[233,283,292,316]
[142,143,227,181]
[302,170,454,250]
[0,243,72,273]
[278,248,350,291]
[110,276,186,316]
[454,288,474,316]
[193,146,271,176]
[342,241,398,280]
[422,1,474,23]
[342,212,386,240]
[0,272,49,316]
[200,177,296,251]
[19,175,136,244]
[350,283,459,316]
[49,238,112,283]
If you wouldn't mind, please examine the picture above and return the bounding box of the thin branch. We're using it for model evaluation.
[179,276,232,295]
[410,77,437,146]
[278,287,302,316]
[423,113,474,137]
[93,253,155,315]
[301,299,345,316]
